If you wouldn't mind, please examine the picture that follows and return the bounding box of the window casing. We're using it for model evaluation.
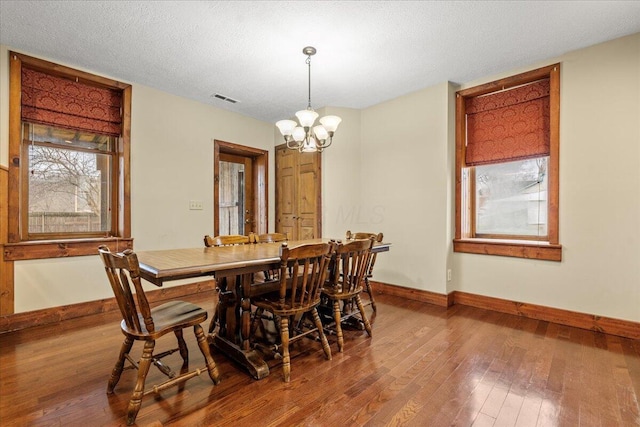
[5,52,132,260]
[454,64,562,261]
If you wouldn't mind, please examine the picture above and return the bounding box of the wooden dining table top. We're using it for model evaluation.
[137,238,391,286]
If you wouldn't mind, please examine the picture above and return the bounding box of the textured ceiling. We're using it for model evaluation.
[1,1,640,124]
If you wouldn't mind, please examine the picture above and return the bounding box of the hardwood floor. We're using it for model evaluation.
[1,291,639,426]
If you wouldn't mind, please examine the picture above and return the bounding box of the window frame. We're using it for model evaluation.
[5,52,132,260]
[454,64,562,261]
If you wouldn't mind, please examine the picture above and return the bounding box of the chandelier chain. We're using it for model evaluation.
[306,54,312,109]
[275,46,341,152]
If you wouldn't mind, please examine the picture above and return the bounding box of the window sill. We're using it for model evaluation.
[3,237,133,261]
[453,238,562,261]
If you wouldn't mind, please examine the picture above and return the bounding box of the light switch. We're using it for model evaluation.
[189,200,203,210]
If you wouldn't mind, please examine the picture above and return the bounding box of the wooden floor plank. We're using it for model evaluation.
[0,292,638,427]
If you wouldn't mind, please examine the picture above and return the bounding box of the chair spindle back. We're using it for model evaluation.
[330,238,374,294]
[204,234,251,247]
[253,232,288,243]
[98,245,154,334]
[278,242,333,310]
[346,230,383,278]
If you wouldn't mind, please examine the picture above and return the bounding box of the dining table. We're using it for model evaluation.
[136,238,391,379]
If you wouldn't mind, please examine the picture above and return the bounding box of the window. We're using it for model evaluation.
[24,123,116,237]
[5,52,132,260]
[454,64,562,261]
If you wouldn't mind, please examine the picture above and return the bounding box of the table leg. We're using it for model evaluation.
[209,273,270,380]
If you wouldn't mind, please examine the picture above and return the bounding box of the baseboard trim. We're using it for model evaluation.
[0,280,216,334]
[4,280,638,340]
[374,282,640,340]
[374,281,450,307]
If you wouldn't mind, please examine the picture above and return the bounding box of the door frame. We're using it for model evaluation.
[214,140,268,236]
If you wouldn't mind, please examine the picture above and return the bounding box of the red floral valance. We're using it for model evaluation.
[465,78,550,166]
[21,67,122,136]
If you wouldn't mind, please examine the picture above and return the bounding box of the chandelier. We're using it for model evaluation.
[275,46,341,153]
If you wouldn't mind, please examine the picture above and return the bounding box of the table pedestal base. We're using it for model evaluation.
[210,335,269,380]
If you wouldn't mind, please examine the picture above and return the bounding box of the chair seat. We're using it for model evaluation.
[321,284,364,300]
[253,293,320,316]
[122,300,208,339]
[99,245,219,425]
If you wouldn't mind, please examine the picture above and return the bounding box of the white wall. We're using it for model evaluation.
[1,45,275,312]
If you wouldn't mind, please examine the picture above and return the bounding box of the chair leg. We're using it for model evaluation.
[126,340,155,426]
[107,336,134,394]
[355,295,372,337]
[280,316,291,382]
[250,307,263,337]
[332,299,344,352]
[312,308,332,361]
[250,307,271,342]
[194,324,221,385]
[174,329,189,362]
[365,277,377,312]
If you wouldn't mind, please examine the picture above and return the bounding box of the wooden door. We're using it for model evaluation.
[275,145,321,240]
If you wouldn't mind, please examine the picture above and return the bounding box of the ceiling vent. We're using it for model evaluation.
[212,93,239,104]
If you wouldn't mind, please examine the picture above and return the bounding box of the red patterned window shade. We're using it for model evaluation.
[21,67,122,136]
[465,78,550,166]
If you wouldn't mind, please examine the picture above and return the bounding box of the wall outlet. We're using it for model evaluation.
[189,200,203,210]
[447,269,452,282]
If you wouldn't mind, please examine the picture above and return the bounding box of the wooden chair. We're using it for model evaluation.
[346,230,384,312]
[322,238,374,352]
[204,234,251,247]
[203,234,252,335]
[252,232,288,243]
[250,242,334,382]
[252,232,288,281]
[98,246,220,426]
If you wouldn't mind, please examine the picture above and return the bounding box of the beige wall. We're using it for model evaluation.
[0,45,275,312]
[359,82,453,294]
[319,106,362,239]
[451,33,640,322]
[353,33,639,322]
[3,32,639,322]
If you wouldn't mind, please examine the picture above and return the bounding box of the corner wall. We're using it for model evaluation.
[0,45,275,312]
[452,34,640,322]
[359,82,452,295]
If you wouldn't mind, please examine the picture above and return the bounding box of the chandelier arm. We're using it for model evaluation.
[316,136,333,149]
[287,139,303,150]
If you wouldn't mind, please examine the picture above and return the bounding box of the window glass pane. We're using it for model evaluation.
[475,157,548,237]
[26,124,113,234]
[28,123,113,152]
[218,160,245,235]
